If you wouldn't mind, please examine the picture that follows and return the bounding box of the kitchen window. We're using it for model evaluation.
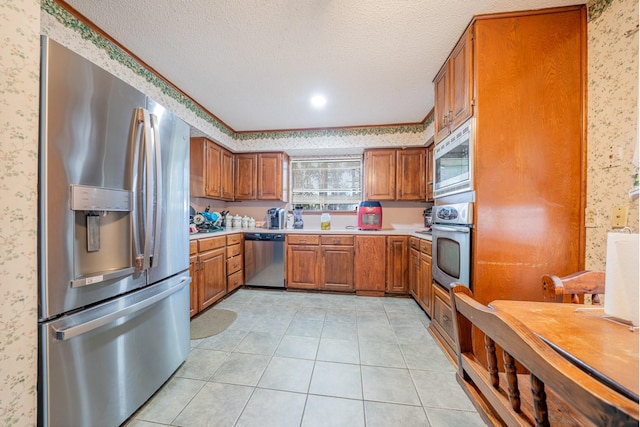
[290,158,362,212]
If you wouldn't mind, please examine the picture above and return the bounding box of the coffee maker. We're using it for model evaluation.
[267,208,285,229]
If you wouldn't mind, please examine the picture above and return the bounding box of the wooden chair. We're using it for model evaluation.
[449,284,639,426]
[541,270,605,305]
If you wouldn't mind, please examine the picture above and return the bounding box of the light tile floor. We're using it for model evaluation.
[125,288,485,427]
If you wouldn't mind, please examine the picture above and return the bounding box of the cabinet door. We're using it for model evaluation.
[221,149,234,200]
[433,65,451,143]
[198,247,226,310]
[286,245,320,289]
[189,254,199,318]
[431,283,456,358]
[397,148,426,201]
[426,143,434,202]
[364,149,396,200]
[354,236,386,293]
[449,27,473,131]
[419,252,433,317]
[257,153,284,200]
[386,236,409,293]
[234,154,257,200]
[205,142,222,198]
[321,245,354,292]
[409,247,420,301]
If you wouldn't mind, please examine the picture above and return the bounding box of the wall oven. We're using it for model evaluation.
[433,119,473,199]
[432,202,473,289]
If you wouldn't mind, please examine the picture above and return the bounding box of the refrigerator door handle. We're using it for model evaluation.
[150,113,163,268]
[52,276,191,341]
[130,108,145,270]
[141,109,155,271]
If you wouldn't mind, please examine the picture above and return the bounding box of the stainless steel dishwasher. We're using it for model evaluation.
[244,232,286,288]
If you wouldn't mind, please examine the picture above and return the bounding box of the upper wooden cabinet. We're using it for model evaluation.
[235,152,289,201]
[190,137,234,200]
[364,148,426,201]
[258,152,289,201]
[220,149,235,200]
[426,142,434,202]
[234,154,257,200]
[363,149,396,200]
[433,27,473,143]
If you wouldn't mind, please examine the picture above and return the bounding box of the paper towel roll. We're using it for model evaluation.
[604,233,639,326]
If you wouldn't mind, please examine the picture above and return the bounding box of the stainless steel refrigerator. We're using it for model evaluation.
[38,37,191,427]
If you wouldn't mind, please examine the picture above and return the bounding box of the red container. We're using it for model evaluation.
[357,201,382,230]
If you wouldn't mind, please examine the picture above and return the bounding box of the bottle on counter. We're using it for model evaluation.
[320,213,331,230]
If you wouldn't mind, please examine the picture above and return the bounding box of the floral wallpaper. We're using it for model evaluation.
[0,0,40,426]
[585,0,639,270]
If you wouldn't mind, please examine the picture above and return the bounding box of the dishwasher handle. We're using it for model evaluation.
[52,276,191,341]
[244,233,285,241]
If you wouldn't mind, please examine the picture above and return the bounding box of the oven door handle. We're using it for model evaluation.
[432,224,471,233]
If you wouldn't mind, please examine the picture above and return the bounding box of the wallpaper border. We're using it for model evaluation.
[588,0,615,21]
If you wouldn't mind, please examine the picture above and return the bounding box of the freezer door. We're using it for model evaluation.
[145,98,190,284]
[39,37,148,319]
[38,273,191,427]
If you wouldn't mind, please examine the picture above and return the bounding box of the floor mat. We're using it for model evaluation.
[190,308,237,339]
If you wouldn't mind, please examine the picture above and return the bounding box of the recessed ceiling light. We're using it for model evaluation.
[310,95,327,109]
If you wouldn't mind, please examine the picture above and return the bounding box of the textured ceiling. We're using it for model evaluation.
[63,0,588,132]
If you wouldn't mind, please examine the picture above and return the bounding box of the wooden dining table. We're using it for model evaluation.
[489,300,639,402]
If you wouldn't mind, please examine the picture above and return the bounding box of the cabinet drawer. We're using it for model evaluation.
[198,236,226,252]
[420,239,432,255]
[226,233,242,245]
[432,284,455,349]
[227,254,243,275]
[320,235,354,246]
[189,240,198,255]
[287,234,319,245]
[409,237,420,251]
[227,244,242,258]
[227,270,243,292]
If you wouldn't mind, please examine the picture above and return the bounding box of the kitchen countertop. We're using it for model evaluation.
[190,227,432,240]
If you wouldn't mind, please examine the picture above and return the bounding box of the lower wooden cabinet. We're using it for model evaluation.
[429,283,456,361]
[386,236,409,293]
[419,251,433,316]
[287,243,321,289]
[198,245,226,310]
[355,235,386,295]
[189,241,199,318]
[409,237,433,317]
[321,235,354,291]
[286,234,354,291]
[226,233,244,292]
[409,246,420,300]
[190,233,243,318]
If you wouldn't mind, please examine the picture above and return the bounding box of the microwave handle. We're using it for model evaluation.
[431,224,471,233]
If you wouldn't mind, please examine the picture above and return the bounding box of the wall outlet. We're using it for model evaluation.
[611,205,628,228]
[585,209,597,228]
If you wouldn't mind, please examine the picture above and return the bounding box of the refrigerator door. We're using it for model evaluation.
[145,98,190,285]
[38,273,191,427]
[39,37,147,320]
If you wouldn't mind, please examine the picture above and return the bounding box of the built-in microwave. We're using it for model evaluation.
[433,120,473,199]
